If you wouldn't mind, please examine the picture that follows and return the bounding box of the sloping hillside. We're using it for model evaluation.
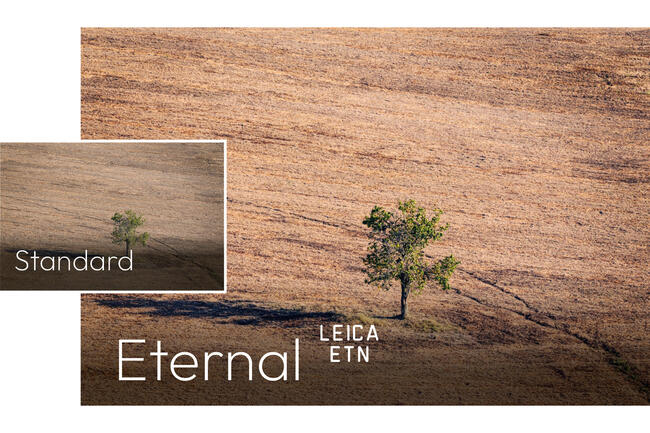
[80,28,649,404]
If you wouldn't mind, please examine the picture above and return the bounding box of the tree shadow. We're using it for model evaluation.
[373,314,402,320]
[93,296,344,327]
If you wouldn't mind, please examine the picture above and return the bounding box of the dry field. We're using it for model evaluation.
[81,28,648,404]
[0,142,224,290]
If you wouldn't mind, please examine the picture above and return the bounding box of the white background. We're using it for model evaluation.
[0,1,647,431]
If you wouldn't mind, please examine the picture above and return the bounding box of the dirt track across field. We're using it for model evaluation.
[80,28,649,404]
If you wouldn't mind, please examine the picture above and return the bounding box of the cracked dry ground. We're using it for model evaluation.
[80,28,648,404]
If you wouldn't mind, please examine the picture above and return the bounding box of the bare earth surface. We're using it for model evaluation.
[80,28,649,404]
[0,142,224,290]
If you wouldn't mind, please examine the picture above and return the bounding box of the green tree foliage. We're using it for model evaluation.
[362,199,459,319]
[111,210,150,256]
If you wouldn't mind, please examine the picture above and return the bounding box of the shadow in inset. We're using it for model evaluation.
[94,296,343,326]
[5,248,104,259]
[2,246,223,290]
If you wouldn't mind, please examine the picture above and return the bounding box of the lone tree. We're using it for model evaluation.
[111,210,150,256]
[362,199,459,319]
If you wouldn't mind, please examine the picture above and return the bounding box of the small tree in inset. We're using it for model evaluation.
[111,210,150,256]
[362,199,459,319]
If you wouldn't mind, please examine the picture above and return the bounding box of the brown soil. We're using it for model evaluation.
[80,28,649,404]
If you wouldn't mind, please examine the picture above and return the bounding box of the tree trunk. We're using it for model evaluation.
[400,279,410,320]
[125,239,130,257]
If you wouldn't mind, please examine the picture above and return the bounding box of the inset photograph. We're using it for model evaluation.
[0,141,225,291]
